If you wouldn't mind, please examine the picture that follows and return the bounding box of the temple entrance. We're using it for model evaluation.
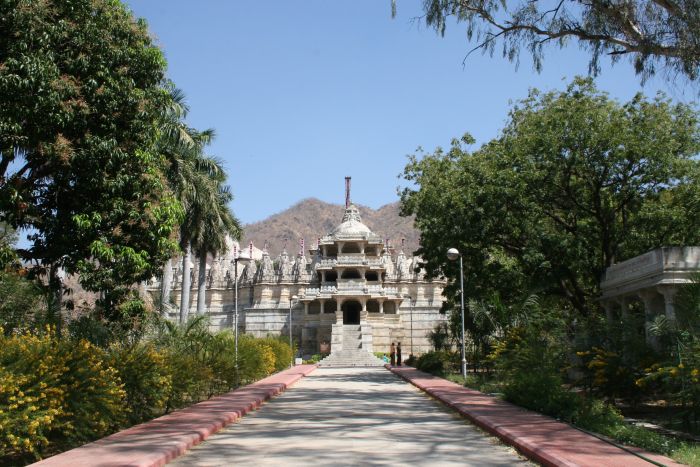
[342,300,361,325]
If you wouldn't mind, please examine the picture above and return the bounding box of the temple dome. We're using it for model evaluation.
[331,204,372,236]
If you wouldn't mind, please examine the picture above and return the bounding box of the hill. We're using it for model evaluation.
[242,198,420,256]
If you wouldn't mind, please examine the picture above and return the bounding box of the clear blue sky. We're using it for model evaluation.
[124,0,695,225]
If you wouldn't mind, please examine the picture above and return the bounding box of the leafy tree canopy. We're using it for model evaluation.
[393,0,700,83]
[401,77,700,315]
[0,0,182,294]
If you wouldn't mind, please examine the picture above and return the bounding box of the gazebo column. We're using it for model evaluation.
[601,300,616,326]
[638,290,663,348]
[657,286,678,324]
[618,296,630,323]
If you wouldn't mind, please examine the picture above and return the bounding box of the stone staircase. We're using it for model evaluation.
[318,325,385,367]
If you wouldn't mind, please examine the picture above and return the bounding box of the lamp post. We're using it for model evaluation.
[233,254,251,376]
[404,294,413,358]
[447,248,467,379]
[289,295,298,367]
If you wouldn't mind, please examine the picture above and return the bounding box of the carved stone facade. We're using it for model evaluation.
[152,203,447,358]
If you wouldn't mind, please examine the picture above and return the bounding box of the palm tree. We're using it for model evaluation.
[192,181,242,314]
[175,149,226,323]
[156,86,231,322]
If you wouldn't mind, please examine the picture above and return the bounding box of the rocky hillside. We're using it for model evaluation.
[242,198,420,256]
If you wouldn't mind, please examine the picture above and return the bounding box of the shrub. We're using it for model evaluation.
[0,330,126,463]
[162,350,212,412]
[205,331,238,394]
[108,343,171,425]
[491,316,579,421]
[503,370,581,421]
[416,350,453,377]
[304,352,328,363]
[637,340,700,430]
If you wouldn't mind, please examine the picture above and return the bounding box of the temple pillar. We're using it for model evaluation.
[360,298,368,322]
[337,242,345,254]
[303,302,309,315]
[379,299,384,314]
[321,271,326,282]
[336,298,343,324]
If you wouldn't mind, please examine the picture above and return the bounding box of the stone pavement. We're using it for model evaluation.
[31,365,317,467]
[170,367,530,466]
[389,366,684,467]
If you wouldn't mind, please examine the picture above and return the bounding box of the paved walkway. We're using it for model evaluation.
[389,366,684,467]
[170,367,530,466]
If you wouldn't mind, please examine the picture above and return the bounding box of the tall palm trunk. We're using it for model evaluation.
[180,243,192,323]
[161,257,173,315]
[196,250,208,314]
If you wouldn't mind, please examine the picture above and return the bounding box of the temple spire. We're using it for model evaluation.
[345,176,351,208]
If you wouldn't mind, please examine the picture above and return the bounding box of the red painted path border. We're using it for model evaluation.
[31,364,318,467]
[389,366,684,467]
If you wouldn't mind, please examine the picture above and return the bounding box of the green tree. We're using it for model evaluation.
[401,78,700,316]
[0,270,46,335]
[0,0,182,313]
[392,0,700,83]
[0,222,17,269]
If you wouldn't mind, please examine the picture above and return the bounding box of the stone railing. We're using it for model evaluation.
[319,256,384,267]
[382,287,399,296]
[336,280,366,292]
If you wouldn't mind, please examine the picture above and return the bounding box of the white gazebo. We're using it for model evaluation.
[600,247,700,345]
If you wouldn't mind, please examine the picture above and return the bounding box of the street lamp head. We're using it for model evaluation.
[447,248,460,261]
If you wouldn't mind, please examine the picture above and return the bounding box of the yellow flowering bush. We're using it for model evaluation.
[0,330,126,463]
[575,346,646,400]
[108,343,172,425]
[237,335,276,384]
[257,337,294,373]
